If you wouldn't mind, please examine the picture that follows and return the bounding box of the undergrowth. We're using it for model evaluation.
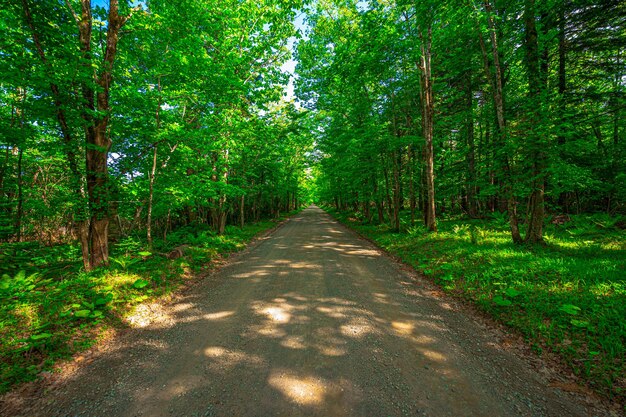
[0,212,296,394]
[327,207,626,403]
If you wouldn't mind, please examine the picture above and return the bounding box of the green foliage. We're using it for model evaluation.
[331,208,626,402]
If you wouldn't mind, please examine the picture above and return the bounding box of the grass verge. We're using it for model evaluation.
[326,207,625,403]
[0,211,298,394]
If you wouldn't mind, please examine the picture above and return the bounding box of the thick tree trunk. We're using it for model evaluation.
[524,0,545,244]
[420,26,437,232]
[79,0,127,268]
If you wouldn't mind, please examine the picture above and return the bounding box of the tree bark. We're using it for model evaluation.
[524,0,545,244]
[419,25,437,232]
[147,144,157,247]
[392,150,401,232]
[14,147,23,242]
[480,1,522,243]
[408,145,416,225]
[465,72,478,218]
[147,76,162,247]
[210,149,228,235]
[240,194,245,229]
[78,0,128,268]
[21,0,91,268]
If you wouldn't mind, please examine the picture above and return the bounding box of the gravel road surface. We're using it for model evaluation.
[16,206,606,416]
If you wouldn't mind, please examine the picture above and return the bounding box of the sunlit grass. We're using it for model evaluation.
[329,207,626,402]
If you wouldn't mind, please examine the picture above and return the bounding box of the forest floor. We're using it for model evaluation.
[2,206,618,416]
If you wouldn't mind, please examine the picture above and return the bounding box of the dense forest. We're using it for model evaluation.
[0,0,624,405]
[299,0,625,236]
[1,0,309,270]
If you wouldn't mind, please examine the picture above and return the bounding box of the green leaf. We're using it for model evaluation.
[0,277,10,290]
[132,279,149,289]
[570,319,589,328]
[137,251,152,257]
[504,288,522,298]
[440,273,454,282]
[30,333,52,340]
[493,296,512,306]
[95,294,113,305]
[559,304,581,315]
[74,309,91,318]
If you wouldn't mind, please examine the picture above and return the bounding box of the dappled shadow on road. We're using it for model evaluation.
[38,207,580,417]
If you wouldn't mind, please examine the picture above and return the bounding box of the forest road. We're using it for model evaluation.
[23,205,603,417]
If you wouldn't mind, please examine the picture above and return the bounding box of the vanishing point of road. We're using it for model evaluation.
[22,206,601,416]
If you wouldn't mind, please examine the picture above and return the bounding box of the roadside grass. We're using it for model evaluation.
[0,213,296,394]
[327,207,626,402]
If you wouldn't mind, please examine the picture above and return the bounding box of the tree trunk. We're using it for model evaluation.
[408,145,416,225]
[392,150,401,231]
[480,1,522,243]
[210,148,229,235]
[79,0,127,268]
[240,194,245,229]
[556,3,572,212]
[147,144,157,247]
[21,0,92,269]
[419,26,437,232]
[382,155,394,224]
[524,0,545,244]
[14,147,23,242]
[147,76,162,247]
[465,73,478,218]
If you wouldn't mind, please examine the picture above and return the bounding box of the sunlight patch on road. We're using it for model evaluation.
[422,349,447,362]
[263,307,291,323]
[290,261,316,269]
[268,372,326,406]
[203,311,235,320]
[204,346,228,357]
[202,346,266,370]
[340,321,374,339]
[412,334,436,344]
[231,270,270,279]
[316,306,346,318]
[281,335,306,349]
[391,320,415,335]
[317,344,347,356]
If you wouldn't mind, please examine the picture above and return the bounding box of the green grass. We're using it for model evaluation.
[0,212,297,394]
[328,207,626,402]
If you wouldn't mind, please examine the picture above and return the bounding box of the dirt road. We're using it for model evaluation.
[20,206,603,416]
